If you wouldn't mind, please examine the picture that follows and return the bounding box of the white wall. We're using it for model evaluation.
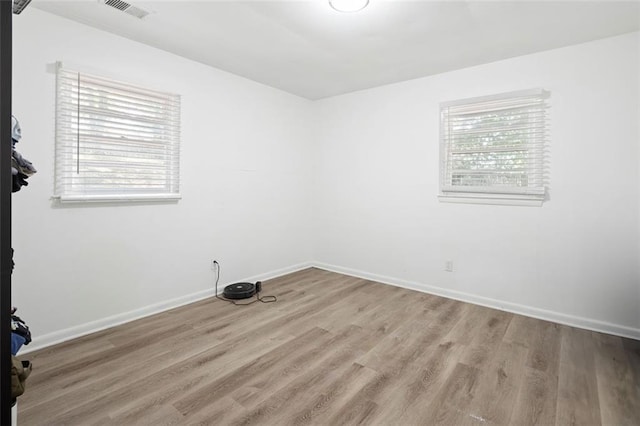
[11,9,313,348]
[11,8,640,347]
[313,32,640,338]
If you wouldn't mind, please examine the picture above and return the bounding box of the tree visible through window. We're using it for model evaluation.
[440,89,549,205]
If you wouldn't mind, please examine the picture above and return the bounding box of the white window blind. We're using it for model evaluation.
[440,88,549,206]
[55,66,181,202]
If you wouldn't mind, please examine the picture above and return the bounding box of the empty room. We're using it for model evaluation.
[1,0,639,424]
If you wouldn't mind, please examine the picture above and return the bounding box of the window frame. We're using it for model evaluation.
[438,88,549,207]
[54,64,181,203]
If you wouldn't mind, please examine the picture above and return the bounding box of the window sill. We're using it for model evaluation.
[53,193,181,203]
[438,193,543,207]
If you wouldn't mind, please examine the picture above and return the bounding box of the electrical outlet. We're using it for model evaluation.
[211,259,218,270]
[445,261,454,272]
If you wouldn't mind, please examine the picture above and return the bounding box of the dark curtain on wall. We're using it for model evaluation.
[0,0,12,423]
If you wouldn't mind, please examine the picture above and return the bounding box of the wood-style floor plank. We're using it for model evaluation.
[463,341,528,425]
[510,319,562,426]
[593,332,640,425]
[555,327,601,426]
[16,268,640,425]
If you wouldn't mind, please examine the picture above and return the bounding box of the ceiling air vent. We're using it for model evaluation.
[102,0,150,19]
[13,0,33,14]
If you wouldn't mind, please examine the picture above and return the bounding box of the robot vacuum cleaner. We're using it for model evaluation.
[223,281,262,300]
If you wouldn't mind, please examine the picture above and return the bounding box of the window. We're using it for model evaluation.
[55,66,181,202]
[439,89,549,206]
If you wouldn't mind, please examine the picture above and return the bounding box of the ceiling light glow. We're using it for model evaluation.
[329,0,369,13]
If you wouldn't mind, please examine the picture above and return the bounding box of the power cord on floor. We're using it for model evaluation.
[213,261,277,305]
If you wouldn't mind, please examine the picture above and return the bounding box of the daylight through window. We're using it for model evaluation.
[439,89,549,206]
[55,66,181,202]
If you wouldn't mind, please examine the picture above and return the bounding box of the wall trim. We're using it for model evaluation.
[313,262,640,341]
[22,258,639,353]
[21,261,313,353]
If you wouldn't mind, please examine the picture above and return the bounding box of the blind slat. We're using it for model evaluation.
[58,104,180,126]
[444,124,547,136]
[56,114,181,136]
[57,131,179,147]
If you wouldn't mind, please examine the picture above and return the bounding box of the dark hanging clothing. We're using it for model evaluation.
[10,115,37,191]
[12,151,36,176]
[12,172,29,192]
[11,315,31,345]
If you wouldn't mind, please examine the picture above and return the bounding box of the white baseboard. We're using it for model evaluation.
[21,261,313,354]
[313,262,640,341]
[22,259,639,353]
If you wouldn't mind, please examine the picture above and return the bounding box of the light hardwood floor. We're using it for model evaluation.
[17,268,640,425]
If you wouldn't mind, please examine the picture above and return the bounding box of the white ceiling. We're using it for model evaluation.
[32,0,640,100]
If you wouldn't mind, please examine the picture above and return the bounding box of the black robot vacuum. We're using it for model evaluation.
[223,281,262,300]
